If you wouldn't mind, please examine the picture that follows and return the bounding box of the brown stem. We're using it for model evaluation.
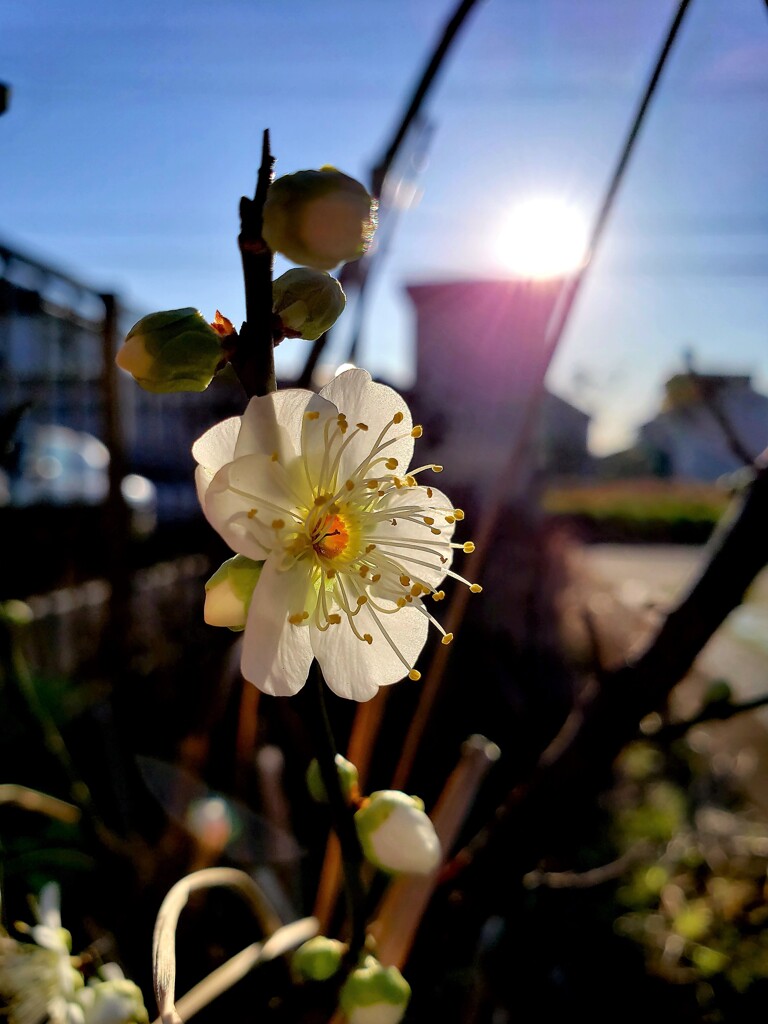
[232,129,276,398]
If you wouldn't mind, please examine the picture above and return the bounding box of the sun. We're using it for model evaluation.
[497,197,588,279]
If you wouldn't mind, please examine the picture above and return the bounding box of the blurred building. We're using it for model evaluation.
[405,279,591,497]
[639,371,768,480]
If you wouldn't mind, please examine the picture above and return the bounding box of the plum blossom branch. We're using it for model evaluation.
[233,128,276,399]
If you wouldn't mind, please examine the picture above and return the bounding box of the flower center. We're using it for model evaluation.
[312,512,350,560]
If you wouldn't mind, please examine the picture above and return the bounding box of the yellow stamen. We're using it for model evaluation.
[441,633,454,646]
[470,583,483,594]
[408,669,421,681]
[411,425,423,438]
[463,542,475,553]
[272,518,285,529]
[393,412,404,424]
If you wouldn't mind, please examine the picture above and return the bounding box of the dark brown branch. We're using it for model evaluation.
[448,464,768,879]
[232,129,276,399]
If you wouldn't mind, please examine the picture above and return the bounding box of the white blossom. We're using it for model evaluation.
[194,369,480,700]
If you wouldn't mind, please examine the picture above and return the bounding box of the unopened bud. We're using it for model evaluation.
[339,956,411,1024]
[306,754,359,805]
[263,167,377,271]
[292,936,345,982]
[355,790,440,875]
[273,269,346,340]
[204,555,263,631]
[116,308,224,393]
[76,974,148,1024]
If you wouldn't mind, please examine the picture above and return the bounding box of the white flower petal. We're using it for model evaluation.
[319,370,415,484]
[205,455,298,560]
[311,600,427,699]
[234,389,335,462]
[192,416,241,504]
[241,556,314,695]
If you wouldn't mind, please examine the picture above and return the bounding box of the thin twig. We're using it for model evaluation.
[152,867,284,1024]
[0,785,80,824]
[655,690,768,743]
[306,664,368,966]
[522,841,654,890]
[297,0,484,386]
[390,0,695,793]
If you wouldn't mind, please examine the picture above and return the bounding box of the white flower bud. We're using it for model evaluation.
[76,974,148,1024]
[354,790,440,875]
[116,308,225,393]
[204,555,263,631]
[339,956,410,1024]
[306,754,359,805]
[263,168,377,270]
[292,936,345,982]
[273,269,346,340]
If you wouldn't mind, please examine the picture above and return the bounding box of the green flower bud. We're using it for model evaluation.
[76,976,149,1024]
[263,167,377,271]
[116,308,225,393]
[292,936,345,982]
[273,269,346,340]
[204,555,263,631]
[355,790,440,876]
[306,754,359,805]
[339,956,410,1024]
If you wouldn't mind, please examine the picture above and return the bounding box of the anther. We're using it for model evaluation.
[385,458,398,470]
[441,633,454,646]
[430,527,441,536]
[328,614,342,624]
[247,508,258,519]
[410,425,423,438]
[432,590,445,602]
[406,476,417,487]
[445,515,455,524]
[345,480,355,491]
[356,595,368,606]
[366,480,378,489]
[397,597,407,608]
[365,544,376,553]
[272,518,285,529]
[463,542,476,553]
[326,569,336,578]
[359,566,369,577]
[427,487,433,498]
[470,583,483,594]
[363,634,373,645]
[432,465,444,473]
[393,411,404,424]
[356,422,369,431]
[305,410,320,421]
[288,613,304,625]
[370,573,381,583]
[399,575,410,587]
[423,516,434,525]
[453,509,465,520]
[410,584,423,597]
[408,669,421,681]
[271,451,279,462]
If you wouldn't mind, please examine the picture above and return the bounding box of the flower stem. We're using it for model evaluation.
[233,128,276,398]
[307,662,368,965]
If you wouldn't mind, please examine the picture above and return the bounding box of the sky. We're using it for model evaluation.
[2,0,767,454]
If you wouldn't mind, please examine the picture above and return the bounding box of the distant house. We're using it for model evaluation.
[405,279,591,496]
[639,372,768,480]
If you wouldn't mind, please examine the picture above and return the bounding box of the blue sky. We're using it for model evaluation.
[2,0,767,452]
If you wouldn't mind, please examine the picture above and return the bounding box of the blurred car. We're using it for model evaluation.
[2,424,157,533]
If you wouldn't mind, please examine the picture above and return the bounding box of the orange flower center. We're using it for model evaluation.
[312,513,350,560]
